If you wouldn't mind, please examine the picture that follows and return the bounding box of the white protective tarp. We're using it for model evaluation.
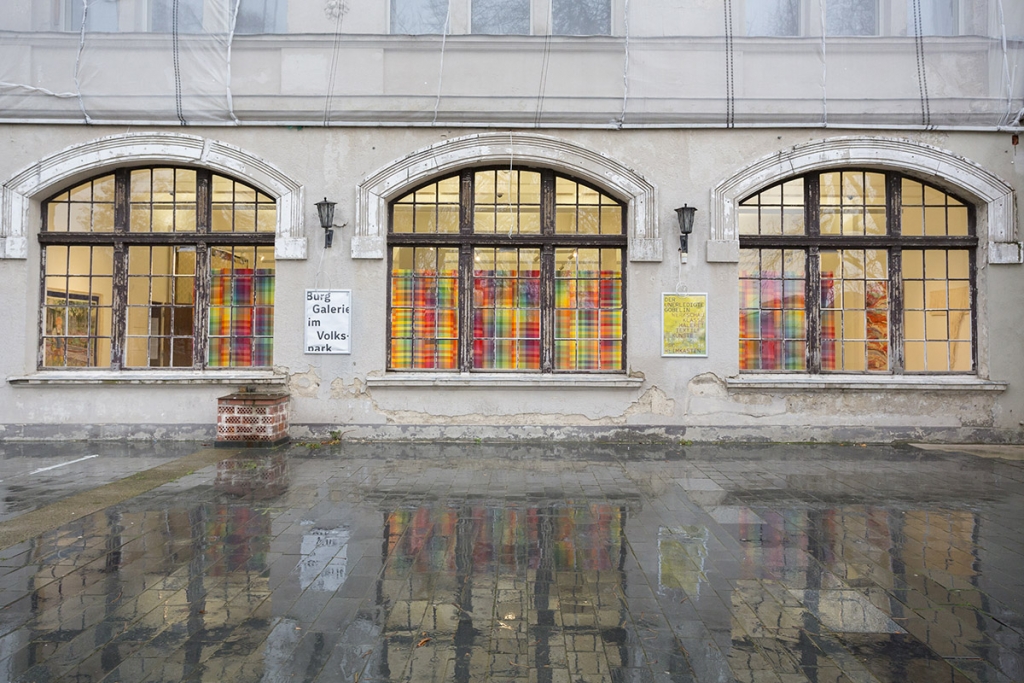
[0,0,1021,128]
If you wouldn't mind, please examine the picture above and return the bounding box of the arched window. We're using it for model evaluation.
[40,168,276,369]
[738,170,975,374]
[387,168,626,373]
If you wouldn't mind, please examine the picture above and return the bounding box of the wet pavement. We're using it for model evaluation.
[1,441,1023,683]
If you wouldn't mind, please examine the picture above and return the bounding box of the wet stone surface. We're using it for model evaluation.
[1,442,1023,682]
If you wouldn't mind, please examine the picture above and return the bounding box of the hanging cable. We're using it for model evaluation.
[73,0,92,123]
[619,0,630,128]
[819,0,827,126]
[507,131,515,239]
[432,0,452,126]
[911,0,931,127]
[323,2,348,125]
[995,0,1020,126]
[225,0,241,124]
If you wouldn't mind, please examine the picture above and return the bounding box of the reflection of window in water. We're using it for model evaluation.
[659,526,709,596]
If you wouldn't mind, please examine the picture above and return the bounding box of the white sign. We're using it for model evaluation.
[304,289,351,354]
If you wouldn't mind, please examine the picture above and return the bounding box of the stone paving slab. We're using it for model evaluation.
[0,442,1022,683]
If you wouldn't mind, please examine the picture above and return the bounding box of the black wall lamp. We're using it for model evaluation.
[675,204,697,252]
[315,197,338,248]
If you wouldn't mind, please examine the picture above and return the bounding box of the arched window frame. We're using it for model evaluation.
[38,166,277,371]
[385,165,629,374]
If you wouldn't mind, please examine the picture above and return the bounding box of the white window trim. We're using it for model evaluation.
[354,131,661,262]
[1,132,307,260]
[707,136,1021,264]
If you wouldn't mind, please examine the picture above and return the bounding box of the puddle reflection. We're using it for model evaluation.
[0,451,1021,683]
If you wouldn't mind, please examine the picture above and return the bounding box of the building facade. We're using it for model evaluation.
[2,0,1023,442]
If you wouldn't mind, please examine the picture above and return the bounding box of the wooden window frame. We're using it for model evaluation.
[739,170,977,374]
[386,167,628,373]
[37,167,275,371]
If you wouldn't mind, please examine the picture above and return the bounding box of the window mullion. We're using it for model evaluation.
[194,244,210,369]
[459,170,474,371]
[540,170,555,373]
[111,242,128,371]
[890,248,904,373]
[807,246,821,374]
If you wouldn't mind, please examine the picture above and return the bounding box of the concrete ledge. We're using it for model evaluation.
[8,370,287,386]
[367,373,644,389]
[726,375,1008,391]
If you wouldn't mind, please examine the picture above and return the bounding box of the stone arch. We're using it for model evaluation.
[354,132,662,262]
[1,132,306,260]
[708,136,1020,264]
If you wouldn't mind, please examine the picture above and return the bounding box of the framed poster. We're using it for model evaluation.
[662,293,708,357]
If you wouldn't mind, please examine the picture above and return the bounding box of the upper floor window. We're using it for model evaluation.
[387,168,626,373]
[747,0,800,36]
[472,0,530,35]
[40,168,276,370]
[827,0,877,36]
[390,0,611,35]
[738,170,975,374]
[553,0,610,36]
[62,0,285,34]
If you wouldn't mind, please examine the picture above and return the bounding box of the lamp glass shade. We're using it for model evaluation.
[675,205,696,235]
[315,198,337,230]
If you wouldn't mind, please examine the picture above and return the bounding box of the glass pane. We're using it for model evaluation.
[209,246,275,367]
[391,0,449,33]
[552,0,610,35]
[41,245,113,368]
[827,0,876,35]
[820,249,888,372]
[739,248,806,371]
[473,0,530,34]
[747,0,799,36]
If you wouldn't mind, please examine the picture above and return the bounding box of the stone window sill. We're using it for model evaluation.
[367,373,644,389]
[726,374,1007,391]
[8,370,287,386]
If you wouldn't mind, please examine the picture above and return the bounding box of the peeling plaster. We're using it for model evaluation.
[330,377,366,399]
[287,367,321,398]
[686,373,788,417]
[372,386,674,427]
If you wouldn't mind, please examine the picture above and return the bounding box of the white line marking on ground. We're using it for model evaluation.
[29,454,100,475]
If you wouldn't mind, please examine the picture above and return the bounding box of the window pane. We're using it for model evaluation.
[820,249,889,372]
[150,0,204,32]
[42,245,113,368]
[125,246,197,368]
[391,0,449,33]
[554,177,624,235]
[473,0,530,34]
[747,0,799,36]
[739,248,806,371]
[912,0,957,36]
[68,0,118,32]
[552,0,610,35]
[473,248,542,371]
[236,0,286,34]
[554,248,623,371]
[901,249,971,373]
[209,246,275,367]
[827,0,877,35]
[390,247,459,370]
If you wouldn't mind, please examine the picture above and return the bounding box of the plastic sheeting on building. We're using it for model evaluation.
[1,0,1022,128]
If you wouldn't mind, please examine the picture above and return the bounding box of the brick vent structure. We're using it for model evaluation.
[216,392,290,448]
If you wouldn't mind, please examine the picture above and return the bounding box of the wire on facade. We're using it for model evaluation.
[225,0,241,124]
[432,0,452,126]
[618,0,630,129]
[323,1,348,126]
[73,0,92,124]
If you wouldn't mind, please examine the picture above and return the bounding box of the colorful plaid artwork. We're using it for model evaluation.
[472,248,542,370]
[390,247,459,369]
[209,254,275,367]
[553,248,623,371]
[738,249,807,371]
